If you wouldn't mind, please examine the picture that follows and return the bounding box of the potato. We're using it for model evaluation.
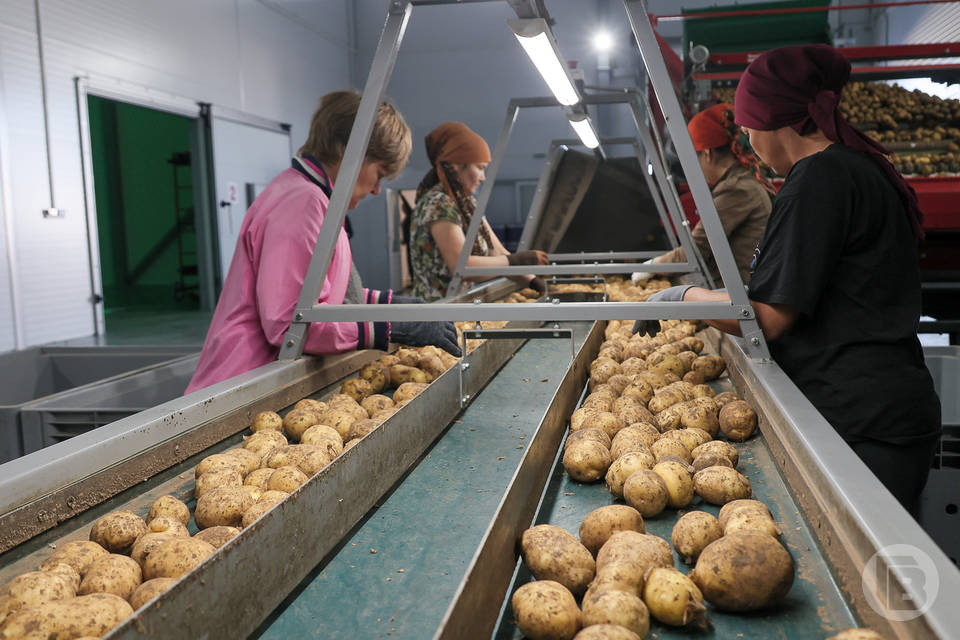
[613,423,659,451]
[713,391,739,407]
[339,377,373,403]
[650,354,685,378]
[611,395,641,416]
[563,440,612,483]
[692,440,739,467]
[691,531,795,611]
[78,554,142,601]
[692,453,733,472]
[192,526,241,549]
[300,424,344,448]
[243,467,275,490]
[142,538,216,580]
[677,404,719,437]
[327,393,359,407]
[648,388,685,413]
[617,404,655,427]
[652,460,694,509]
[360,394,393,416]
[39,563,82,592]
[671,511,723,564]
[521,525,595,595]
[573,625,641,640]
[717,499,771,528]
[0,593,133,639]
[691,355,726,380]
[586,562,645,599]
[130,577,176,610]
[579,506,644,556]
[418,354,445,382]
[250,410,283,433]
[719,400,758,441]
[90,511,147,555]
[224,448,262,476]
[241,501,275,528]
[650,438,692,464]
[682,370,706,385]
[693,466,752,505]
[723,511,781,538]
[295,445,334,476]
[677,350,698,371]
[282,408,319,441]
[596,531,672,578]
[348,419,379,441]
[393,381,428,406]
[359,362,389,393]
[604,374,632,394]
[581,589,650,638]
[243,430,288,457]
[580,412,626,439]
[582,394,613,413]
[195,453,245,479]
[655,404,682,432]
[622,469,669,518]
[642,567,706,627]
[317,409,356,440]
[240,485,263,503]
[827,630,887,640]
[680,336,704,353]
[389,364,428,387]
[605,451,656,497]
[146,495,190,527]
[294,400,326,416]
[195,468,242,499]
[371,407,398,423]
[662,428,708,453]
[511,580,581,640]
[395,347,421,367]
[194,486,255,529]
[378,354,400,368]
[590,359,620,383]
[39,542,109,578]
[0,571,76,624]
[257,490,289,506]
[146,516,189,537]
[267,466,309,493]
[570,407,601,431]
[565,427,611,451]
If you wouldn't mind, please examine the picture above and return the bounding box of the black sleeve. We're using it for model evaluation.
[747,166,848,317]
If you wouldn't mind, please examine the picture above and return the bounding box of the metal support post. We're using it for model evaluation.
[624,0,769,360]
[278,1,412,360]
[444,102,520,298]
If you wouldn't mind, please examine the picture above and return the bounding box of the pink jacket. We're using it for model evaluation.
[185,160,389,394]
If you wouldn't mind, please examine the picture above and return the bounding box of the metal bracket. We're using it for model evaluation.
[458,326,574,407]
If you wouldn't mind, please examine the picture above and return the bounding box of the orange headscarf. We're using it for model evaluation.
[425,122,491,198]
[689,103,776,196]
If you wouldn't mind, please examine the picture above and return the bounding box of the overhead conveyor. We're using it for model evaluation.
[0,2,957,640]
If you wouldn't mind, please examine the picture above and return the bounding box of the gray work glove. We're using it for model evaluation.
[631,285,694,337]
[392,320,461,357]
[390,295,425,305]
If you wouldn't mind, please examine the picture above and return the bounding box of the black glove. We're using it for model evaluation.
[391,295,425,304]
[392,321,461,357]
[632,318,661,338]
[529,277,547,295]
[507,250,549,266]
[631,285,694,337]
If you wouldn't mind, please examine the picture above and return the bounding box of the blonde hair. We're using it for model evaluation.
[298,90,411,178]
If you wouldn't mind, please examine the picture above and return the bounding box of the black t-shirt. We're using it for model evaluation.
[748,144,940,444]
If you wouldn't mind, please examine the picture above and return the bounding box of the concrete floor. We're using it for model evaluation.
[46,310,212,348]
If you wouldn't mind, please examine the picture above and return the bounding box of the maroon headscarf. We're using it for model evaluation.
[735,44,924,238]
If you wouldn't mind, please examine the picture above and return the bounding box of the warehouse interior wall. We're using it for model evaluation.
[0,0,352,350]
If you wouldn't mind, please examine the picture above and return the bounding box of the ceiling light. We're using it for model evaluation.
[508,18,580,106]
[567,112,600,149]
[592,30,613,53]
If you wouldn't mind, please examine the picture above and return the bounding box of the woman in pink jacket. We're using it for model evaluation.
[186,91,459,394]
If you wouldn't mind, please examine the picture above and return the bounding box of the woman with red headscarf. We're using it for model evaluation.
[631,103,773,286]
[409,122,548,301]
[638,45,941,515]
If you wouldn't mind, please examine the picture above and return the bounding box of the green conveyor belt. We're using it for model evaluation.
[254,321,594,640]
[493,413,861,639]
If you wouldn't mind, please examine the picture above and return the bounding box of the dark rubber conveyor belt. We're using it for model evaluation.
[255,321,594,640]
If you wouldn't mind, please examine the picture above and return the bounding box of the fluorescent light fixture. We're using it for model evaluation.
[592,30,613,53]
[508,18,580,106]
[567,112,600,149]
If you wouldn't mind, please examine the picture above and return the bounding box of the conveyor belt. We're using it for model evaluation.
[254,321,594,639]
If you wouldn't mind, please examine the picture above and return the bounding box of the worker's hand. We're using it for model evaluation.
[507,250,549,266]
[529,277,547,295]
[630,258,656,285]
[631,285,694,336]
[392,321,462,357]
[390,295,425,305]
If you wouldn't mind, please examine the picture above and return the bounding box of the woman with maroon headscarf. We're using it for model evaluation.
[640,45,941,515]
[631,102,773,286]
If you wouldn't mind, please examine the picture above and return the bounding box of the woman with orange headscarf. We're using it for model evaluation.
[632,103,773,286]
[409,122,548,301]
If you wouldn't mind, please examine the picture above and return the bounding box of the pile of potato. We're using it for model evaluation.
[507,319,810,639]
[496,287,542,303]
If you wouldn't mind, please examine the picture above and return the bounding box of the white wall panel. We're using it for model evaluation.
[0,0,351,348]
